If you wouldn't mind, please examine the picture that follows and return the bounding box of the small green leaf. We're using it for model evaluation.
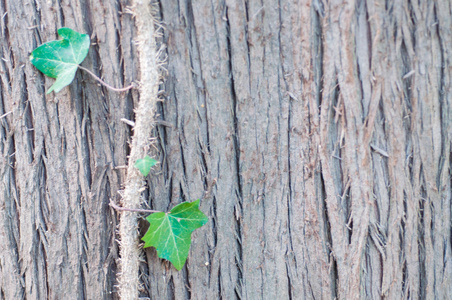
[134,156,158,177]
[142,200,208,270]
[30,28,90,94]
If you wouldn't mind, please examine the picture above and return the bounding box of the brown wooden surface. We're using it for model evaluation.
[0,0,137,298]
[1,0,451,299]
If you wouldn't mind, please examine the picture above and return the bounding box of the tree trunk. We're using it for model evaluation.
[1,0,451,299]
[0,0,137,298]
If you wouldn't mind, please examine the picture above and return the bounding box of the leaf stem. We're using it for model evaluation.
[78,65,134,92]
[109,199,160,214]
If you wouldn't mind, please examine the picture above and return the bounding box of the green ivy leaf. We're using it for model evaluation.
[30,28,90,94]
[134,156,158,177]
[142,200,208,270]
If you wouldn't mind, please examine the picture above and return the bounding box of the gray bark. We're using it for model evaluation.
[0,0,136,298]
[1,0,451,299]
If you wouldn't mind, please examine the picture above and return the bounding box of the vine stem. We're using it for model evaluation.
[117,1,160,298]
[109,199,159,214]
[78,65,134,92]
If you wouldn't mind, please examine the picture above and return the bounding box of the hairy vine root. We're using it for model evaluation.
[117,1,163,299]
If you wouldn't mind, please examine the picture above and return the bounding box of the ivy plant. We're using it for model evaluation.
[30,28,132,94]
[134,156,208,270]
[142,200,208,270]
[32,28,207,271]
[111,197,208,271]
[134,155,158,177]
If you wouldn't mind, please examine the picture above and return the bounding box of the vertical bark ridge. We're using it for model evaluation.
[1,0,451,299]
[0,0,136,299]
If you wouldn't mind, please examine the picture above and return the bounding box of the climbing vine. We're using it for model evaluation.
[30,26,208,290]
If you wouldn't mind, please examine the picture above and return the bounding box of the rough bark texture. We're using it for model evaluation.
[141,0,452,299]
[1,0,451,300]
[0,0,137,299]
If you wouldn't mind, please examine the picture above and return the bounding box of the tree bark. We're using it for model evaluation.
[1,0,451,299]
[0,0,137,298]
